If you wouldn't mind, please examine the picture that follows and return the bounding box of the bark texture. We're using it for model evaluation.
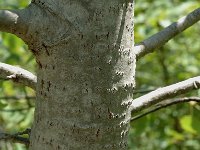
[27,0,135,149]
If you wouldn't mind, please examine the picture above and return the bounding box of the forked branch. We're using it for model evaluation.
[135,8,200,59]
[131,97,200,121]
[131,76,200,113]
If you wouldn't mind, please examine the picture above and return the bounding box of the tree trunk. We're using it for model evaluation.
[28,0,135,149]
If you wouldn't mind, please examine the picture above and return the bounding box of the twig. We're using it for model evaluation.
[0,129,31,146]
[0,107,34,112]
[131,97,200,122]
[0,63,37,90]
[131,76,200,113]
[135,8,200,59]
[0,96,35,100]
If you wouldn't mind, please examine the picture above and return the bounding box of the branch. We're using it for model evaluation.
[130,76,200,113]
[131,97,200,122]
[0,63,37,90]
[0,9,28,35]
[0,107,33,112]
[0,96,35,100]
[135,8,200,59]
[0,128,30,146]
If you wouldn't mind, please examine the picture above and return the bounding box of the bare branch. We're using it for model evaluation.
[0,9,28,35]
[131,97,200,122]
[0,107,34,112]
[130,76,200,113]
[0,63,37,90]
[135,8,200,59]
[0,96,35,100]
[0,129,30,146]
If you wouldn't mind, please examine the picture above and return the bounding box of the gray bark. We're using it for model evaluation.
[1,1,200,149]
[26,0,135,149]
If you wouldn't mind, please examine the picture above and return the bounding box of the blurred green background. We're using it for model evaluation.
[0,0,200,149]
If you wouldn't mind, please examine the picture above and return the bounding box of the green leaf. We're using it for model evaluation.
[180,115,200,134]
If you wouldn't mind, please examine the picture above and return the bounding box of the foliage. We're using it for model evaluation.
[0,0,33,149]
[0,0,200,149]
[129,0,200,149]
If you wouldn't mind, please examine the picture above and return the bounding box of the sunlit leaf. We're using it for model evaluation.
[180,115,198,134]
